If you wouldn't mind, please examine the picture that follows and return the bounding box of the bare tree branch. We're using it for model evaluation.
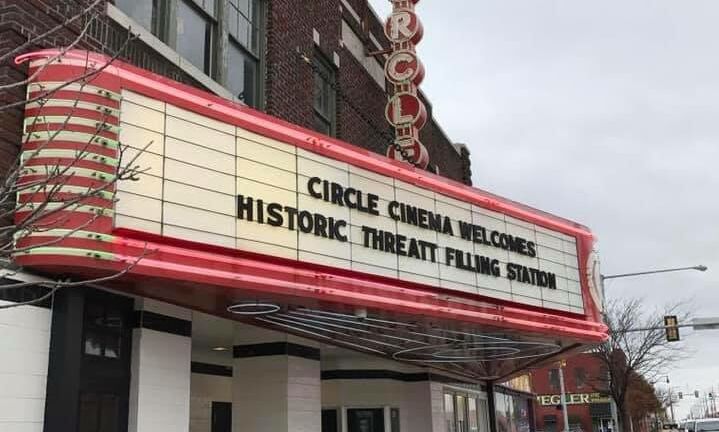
[0,4,148,309]
[593,297,693,432]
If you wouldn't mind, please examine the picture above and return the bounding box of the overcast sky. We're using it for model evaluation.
[370,0,719,419]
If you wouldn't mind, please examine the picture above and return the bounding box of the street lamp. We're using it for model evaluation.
[600,265,708,432]
[655,375,675,423]
[602,265,708,281]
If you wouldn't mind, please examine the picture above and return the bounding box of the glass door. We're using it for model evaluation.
[445,390,490,432]
[456,395,468,432]
[445,393,457,432]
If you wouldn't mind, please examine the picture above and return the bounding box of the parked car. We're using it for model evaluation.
[693,419,719,432]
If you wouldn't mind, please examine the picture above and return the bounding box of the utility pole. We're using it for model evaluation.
[664,376,676,423]
[559,360,570,432]
[669,387,676,423]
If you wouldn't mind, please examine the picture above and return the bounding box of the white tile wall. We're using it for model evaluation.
[0,301,51,432]
[129,301,192,432]
[233,356,321,432]
[116,92,587,314]
[321,368,474,432]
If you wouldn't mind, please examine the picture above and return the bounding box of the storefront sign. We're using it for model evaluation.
[536,393,611,406]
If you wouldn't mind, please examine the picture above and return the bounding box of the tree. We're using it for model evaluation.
[0,0,148,309]
[594,297,690,432]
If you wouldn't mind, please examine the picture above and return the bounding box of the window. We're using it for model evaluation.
[176,0,215,75]
[227,35,258,105]
[468,397,479,432]
[445,393,457,432]
[226,0,262,107]
[544,415,558,432]
[598,366,610,391]
[83,301,124,359]
[549,368,561,391]
[456,395,468,432]
[445,391,489,432]
[115,0,156,32]
[575,367,587,388]
[116,0,266,102]
[116,0,169,40]
[313,52,337,136]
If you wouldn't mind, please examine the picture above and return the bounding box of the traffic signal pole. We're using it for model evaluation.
[617,318,719,335]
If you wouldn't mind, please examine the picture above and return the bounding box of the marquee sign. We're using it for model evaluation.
[102,87,586,315]
[384,0,429,169]
[12,50,607,344]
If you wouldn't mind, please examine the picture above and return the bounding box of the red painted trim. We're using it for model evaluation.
[25,106,120,125]
[13,212,113,233]
[22,157,117,174]
[17,193,113,209]
[24,123,118,142]
[15,251,607,342]
[26,90,121,111]
[22,140,118,158]
[14,50,606,330]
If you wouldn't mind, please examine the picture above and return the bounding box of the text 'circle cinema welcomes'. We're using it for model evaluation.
[237,176,560,292]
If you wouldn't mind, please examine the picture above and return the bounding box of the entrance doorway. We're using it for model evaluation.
[44,288,134,432]
[211,402,232,432]
[347,408,385,432]
[322,409,339,432]
[77,290,134,432]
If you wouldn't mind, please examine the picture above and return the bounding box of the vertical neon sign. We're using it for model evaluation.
[384,0,430,169]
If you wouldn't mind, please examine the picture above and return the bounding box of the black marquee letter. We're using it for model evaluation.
[308,177,323,199]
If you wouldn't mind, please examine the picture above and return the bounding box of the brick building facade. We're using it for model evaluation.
[0,0,472,185]
[532,353,614,432]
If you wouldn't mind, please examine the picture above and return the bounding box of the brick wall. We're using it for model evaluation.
[532,353,610,432]
[265,0,473,184]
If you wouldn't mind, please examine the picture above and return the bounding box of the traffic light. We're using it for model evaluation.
[679,392,683,399]
[695,391,700,398]
[664,316,680,342]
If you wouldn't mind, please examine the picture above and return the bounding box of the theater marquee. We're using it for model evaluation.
[14,50,606,347]
[112,89,586,314]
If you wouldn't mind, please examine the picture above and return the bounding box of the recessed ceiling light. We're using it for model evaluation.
[212,346,229,351]
[227,302,280,315]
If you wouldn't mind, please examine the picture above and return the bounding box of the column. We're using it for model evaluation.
[128,298,193,432]
[0,292,52,432]
[232,323,321,432]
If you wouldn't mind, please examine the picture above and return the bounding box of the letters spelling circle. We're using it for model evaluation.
[385,93,428,129]
[385,50,425,85]
[385,9,424,44]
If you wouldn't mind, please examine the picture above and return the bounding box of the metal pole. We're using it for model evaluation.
[559,362,570,432]
[600,273,621,432]
[668,387,675,423]
[601,265,707,280]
